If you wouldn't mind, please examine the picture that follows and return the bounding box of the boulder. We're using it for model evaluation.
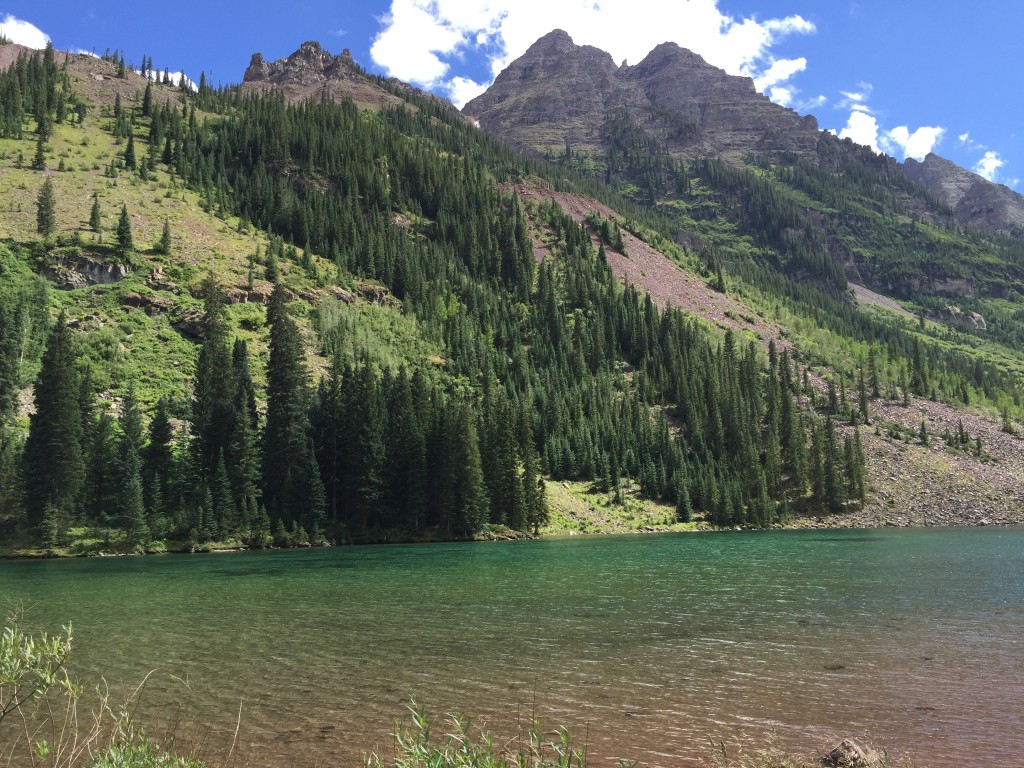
[174,307,206,338]
[121,293,174,316]
[820,739,878,767]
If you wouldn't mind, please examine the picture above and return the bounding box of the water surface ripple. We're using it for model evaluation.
[2,527,1021,766]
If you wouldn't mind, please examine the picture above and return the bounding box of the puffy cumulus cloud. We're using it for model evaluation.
[370,0,815,108]
[369,0,469,86]
[0,15,49,49]
[447,75,488,108]
[975,151,1004,181]
[766,85,795,108]
[832,83,943,161]
[837,109,880,152]
[880,125,944,161]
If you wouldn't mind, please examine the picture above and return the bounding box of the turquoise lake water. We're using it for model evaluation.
[1,527,1021,766]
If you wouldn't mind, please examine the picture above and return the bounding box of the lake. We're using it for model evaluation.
[1,527,1021,766]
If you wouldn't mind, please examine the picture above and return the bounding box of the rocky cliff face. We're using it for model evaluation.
[240,41,451,111]
[903,153,1024,234]
[463,30,819,162]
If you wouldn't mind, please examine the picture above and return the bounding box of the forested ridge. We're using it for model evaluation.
[0,41,1021,554]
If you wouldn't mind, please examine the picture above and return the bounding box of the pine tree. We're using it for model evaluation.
[82,410,117,526]
[115,204,133,258]
[31,134,46,170]
[124,132,136,170]
[89,192,102,232]
[121,443,149,545]
[261,281,310,525]
[143,396,174,517]
[156,217,171,254]
[452,401,488,536]
[857,367,870,424]
[141,81,153,118]
[36,177,56,239]
[23,312,84,527]
[191,276,235,480]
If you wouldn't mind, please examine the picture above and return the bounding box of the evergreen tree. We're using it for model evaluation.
[156,217,171,254]
[89,192,102,232]
[120,444,148,545]
[124,132,136,170]
[82,410,118,526]
[115,204,133,258]
[191,276,235,480]
[141,81,153,118]
[143,396,174,517]
[31,134,46,170]
[23,312,84,527]
[452,401,488,536]
[36,177,56,239]
[261,281,310,525]
[868,347,881,399]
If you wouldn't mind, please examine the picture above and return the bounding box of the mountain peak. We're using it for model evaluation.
[903,153,1024,233]
[531,29,575,48]
[242,41,345,86]
[464,29,816,161]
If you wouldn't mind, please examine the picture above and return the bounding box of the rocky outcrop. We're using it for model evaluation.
[174,307,206,338]
[121,293,174,316]
[942,304,987,331]
[463,30,820,162]
[242,41,349,88]
[240,41,451,112]
[820,739,879,767]
[903,153,1024,234]
[43,255,131,290]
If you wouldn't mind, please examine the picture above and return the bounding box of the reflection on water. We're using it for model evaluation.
[1,527,1021,767]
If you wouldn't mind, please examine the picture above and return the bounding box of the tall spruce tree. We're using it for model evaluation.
[191,277,235,480]
[89,191,102,232]
[36,177,56,239]
[261,281,310,525]
[115,204,133,258]
[23,312,84,527]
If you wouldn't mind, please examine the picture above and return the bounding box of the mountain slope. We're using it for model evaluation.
[903,152,1024,234]
[2,39,1024,557]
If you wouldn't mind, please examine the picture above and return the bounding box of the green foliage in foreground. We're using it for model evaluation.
[0,618,206,768]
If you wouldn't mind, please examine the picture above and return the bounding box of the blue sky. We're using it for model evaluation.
[1,1,1019,189]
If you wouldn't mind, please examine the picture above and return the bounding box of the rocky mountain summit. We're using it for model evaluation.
[903,152,1024,234]
[240,41,449,111]
[463,29,820,162]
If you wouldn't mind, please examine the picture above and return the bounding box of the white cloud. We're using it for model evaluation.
[880,125,944,161]
[0,14,49,49]
[447,76,488,109]
[369,0,815,108]
[837,109,880,152]
[975,150,1004,181]
[838,82,873,110]
[754,57,806,91]
[832,82,943,160]
[958,132,970,145]
[767,85,795,108]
